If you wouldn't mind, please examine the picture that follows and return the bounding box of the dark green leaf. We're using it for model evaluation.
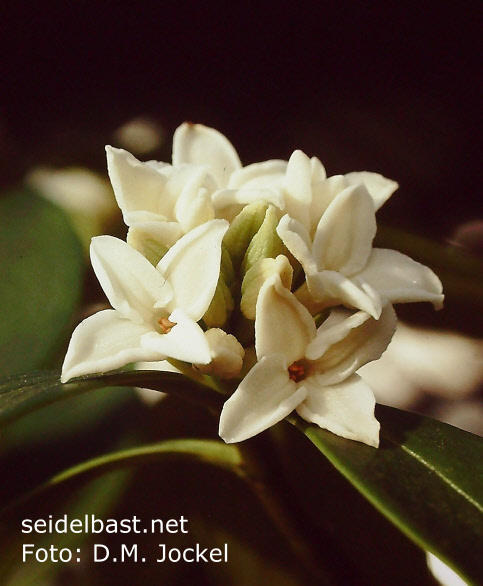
[290,405,483,584]
[1,438,242,517]
[2,385,136,449]
[0,369,224,428]
[0,188,84,376]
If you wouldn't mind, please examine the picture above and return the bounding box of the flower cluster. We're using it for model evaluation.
[61,123,444,447]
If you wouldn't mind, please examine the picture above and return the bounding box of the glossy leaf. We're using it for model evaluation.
[0,370,223,429]
[289,405,483,585]
[0,188,84,376]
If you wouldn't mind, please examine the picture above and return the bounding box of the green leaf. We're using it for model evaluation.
[290,405,483,584]
[1,385,136,449]
[0,370,223,429]
[0,188,84,376]
[1,438,242,517]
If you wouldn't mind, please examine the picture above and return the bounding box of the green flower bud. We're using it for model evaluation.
[241,205,284,275]
[203,277,235,328]
[222,201,269,270]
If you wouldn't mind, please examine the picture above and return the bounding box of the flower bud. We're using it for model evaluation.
[241,205,285,275]
[222,201,269,269]
[203,246,236,327]
[203,278,235,327]
[195,329,245,379]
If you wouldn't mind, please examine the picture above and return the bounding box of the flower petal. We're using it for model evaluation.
[241,255,293,320]
[307,304,397,384]
[283,150,312,227]
[156,219,229,321]
[228,159,287,189]
[306,270,382,319]
[106,146,173,225]
[219,354,307,443]
[172,123,242,187]
[255,275,316,362]
[141,309,211,364]
[297,374,380,447]
[312,184,376,275]
[61,310,162,382]
[91,236,173,323]
[344,171,398,211]
[212,187,285,212]
[284,150,312,200]
[309,175,348,228]
[175,187,215,233]
[127,222,183,264]
[358,248,444,308]
[276,214,318,274]
[310,156,327,183]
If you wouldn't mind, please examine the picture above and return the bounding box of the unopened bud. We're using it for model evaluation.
[195,329,245,379]
[241,205,284,275]
[222,201,269,269]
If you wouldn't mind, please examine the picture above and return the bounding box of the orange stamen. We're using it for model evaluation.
[288,361,306,383]
[158,317,176,334]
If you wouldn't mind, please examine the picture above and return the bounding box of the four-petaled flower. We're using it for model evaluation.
[219,275,396,447]
[277,182,444,318]
[61,219,228,382]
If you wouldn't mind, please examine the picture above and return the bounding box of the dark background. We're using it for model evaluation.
[0,3,481,239]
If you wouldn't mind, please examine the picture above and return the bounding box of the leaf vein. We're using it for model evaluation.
[400,443,483,514]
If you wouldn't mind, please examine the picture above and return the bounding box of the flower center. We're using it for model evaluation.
[158,317,176,334]
[288,360,307,383]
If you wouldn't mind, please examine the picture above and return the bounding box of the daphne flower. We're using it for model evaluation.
[219,275,396,447]
[277,183,444,318]
[61,219,228,382]
[213,146,398,230]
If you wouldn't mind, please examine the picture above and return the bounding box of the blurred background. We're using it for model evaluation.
[0,4,481,584]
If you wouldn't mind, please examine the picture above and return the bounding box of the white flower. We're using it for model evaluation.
[195,329,245,379]
[106,123,242,248]
[219,275,396,447]
[212,149,322,224]
[61,219,228,382]
[277,183,444,318]
[213,147,398,230]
